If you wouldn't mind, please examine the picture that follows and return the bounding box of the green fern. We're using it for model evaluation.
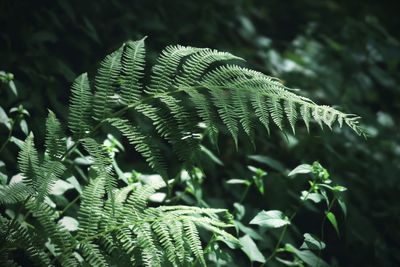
[0,37,363,266]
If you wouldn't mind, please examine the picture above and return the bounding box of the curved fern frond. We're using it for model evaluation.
[183,220,206,266]
[36,160,66,203]
[18,133,39,187]
[93,47,123,120]
[45,110,65,160]
[79,243,108,267]
[146,45,203,94]
[0,182,33,204]
[77,173,106,241]
[176,49,243,87]
[25,200,78,267]
[120,38,146,104]
[69,72,92,137]
[107,118,167,178]
[82,138,116,201]
[136,222,161,267]
[1,216,51,266]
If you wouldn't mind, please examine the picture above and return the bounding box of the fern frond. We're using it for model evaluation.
[36,160,66,203]
[176,49,243,87]
[0,182,33,204]
[45,110,65,160]
[284,99,298,133]
[82,138,116,202]
[168,220,186,263]
[186,88,219,146]
[126,183,164,212]
[18,133,39,187]
[79,243,108,267]
[120,38,146,104]
[93,47,123,120]
[77,174,106,241]
[251,90,271,135]
[201,64,363,135]
[300,104,311,132]
[1,216,51,266]
[68,72,93,137]
[136,222,161,267]
[183,220,206,266]
[158,94,200,162]
[25,200,78,267]
[210,88,239,147]
[147,45,204,94]
[107,118,167,178]
[135,102,197,163]
[152,221,177,265]
[232,87,254,140]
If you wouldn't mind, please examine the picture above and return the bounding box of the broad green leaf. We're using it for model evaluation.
[300,233,326,250]
[0,107,10,128]
[50,179,74,195]
[288,164,312,177]
[250,210,290,228]
[300,191,324,203]
[284,244,329,267]
[239,235,266,263]
[326,211,339,235]
[248,155,286,172]
[234,221,263,241]
[20,119,28,135]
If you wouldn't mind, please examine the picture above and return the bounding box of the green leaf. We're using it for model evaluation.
[338,197,347,217]
[333,185,347,192]
[250,210,290,228]
[50,179,74,196]
[234,221,263,241]
[20,119,28,135]
[300,233,326,250]
[200,145,223,166]
[248,155,286,172]
[284,244,329,267]
[9,80,18,96]
[226,179,251,186]
[0,107,10,128]
[326,211,339,235]
[288,164,312,177]
[300,191,324,203]
[239,235,266,263]
[233,203,245,220]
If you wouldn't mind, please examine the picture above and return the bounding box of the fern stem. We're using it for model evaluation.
[60,195,80,216]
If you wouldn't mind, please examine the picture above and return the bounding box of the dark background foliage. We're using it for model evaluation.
[1,0,399,266]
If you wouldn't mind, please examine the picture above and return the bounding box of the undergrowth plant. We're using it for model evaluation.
[0,38,362,266]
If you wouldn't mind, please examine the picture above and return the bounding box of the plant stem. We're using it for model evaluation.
[0,120,14,153]
[263,186,315,265]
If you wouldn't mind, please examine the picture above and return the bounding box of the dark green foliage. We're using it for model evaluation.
[1,2,398,265]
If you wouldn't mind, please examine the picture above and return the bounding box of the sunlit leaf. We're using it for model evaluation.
[250,210,290,228]
[239,235,266,263]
